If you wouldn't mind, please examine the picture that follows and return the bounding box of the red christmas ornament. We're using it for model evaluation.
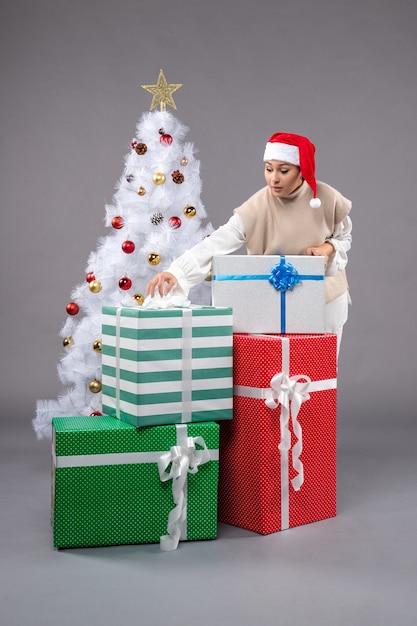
[119,276,132,290]
[90,411,102,416]
[160,133,173,146]
[85,272,95,283]
[66,302,79,316]
[168,216,182,229]
[111,216,124,229]
[122,240,135,254]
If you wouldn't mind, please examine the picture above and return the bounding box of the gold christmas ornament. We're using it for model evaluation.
[88,279,102,293]
[183,205,196,218]
[63,336,73,348]
[137,186,146,196]
[133,293,145,305]
[180,156,188,166]
[152,172,166,185]
[141,69,183,112]
[147,252,161,265]
[204,271,213,282]
[92,339,102,353]
[89,379,102,394]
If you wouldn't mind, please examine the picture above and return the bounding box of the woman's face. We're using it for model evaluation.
[264,160,303,198]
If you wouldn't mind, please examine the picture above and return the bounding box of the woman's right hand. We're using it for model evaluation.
[146,272,177,297]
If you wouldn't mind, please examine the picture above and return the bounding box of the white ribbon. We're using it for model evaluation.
[115,307,122,419]
[158,424,211,551]
[141,293,191,309]
[264,372,311,492]
[180,309,193,423]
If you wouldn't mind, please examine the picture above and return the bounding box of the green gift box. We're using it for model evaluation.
[101,305,233,428]
[52,415,219,550]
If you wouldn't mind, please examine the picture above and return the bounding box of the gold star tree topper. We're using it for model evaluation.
[141,69,183,111]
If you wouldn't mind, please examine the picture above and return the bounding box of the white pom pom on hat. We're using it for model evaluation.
[309,198,321,209]
[263,132,322,208]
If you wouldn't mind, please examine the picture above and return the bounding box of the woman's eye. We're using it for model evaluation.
[280,170,289,174]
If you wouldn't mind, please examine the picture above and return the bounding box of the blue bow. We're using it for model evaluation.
[269,261,300,292]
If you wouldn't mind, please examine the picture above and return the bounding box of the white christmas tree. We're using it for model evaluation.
[34,70,213,440]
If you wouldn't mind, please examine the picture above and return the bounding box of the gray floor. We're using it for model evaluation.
[1,408,416,626]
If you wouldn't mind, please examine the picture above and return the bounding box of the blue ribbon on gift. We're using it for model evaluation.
[213,256,324,332]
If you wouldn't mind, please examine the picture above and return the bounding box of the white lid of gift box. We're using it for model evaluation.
[211,255,326,334]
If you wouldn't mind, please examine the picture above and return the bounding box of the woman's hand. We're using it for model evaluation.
[146,272,177,297]
[306,242,335,269]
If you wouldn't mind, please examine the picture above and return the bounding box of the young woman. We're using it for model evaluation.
[147,132,352,351]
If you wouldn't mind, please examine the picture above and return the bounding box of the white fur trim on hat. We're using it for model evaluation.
[263,142,300,165]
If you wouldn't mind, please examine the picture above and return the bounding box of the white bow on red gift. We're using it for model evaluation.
[264,372,311,491]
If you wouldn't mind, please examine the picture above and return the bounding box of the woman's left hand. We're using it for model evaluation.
[306,242,335,269]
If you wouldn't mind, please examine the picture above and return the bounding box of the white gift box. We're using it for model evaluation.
[211,255,326,334]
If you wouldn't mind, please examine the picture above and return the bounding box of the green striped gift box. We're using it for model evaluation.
[101,305,233,428]
[52,416,219,549]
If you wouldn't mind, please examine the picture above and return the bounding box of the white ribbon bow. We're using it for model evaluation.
[264,372,311,491]
[158,436,211,551]
[141,293,191,309]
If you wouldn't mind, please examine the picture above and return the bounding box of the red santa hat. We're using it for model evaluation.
[263,132,321,208]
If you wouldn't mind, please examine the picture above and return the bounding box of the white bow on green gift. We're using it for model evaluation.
[158,428,211,551]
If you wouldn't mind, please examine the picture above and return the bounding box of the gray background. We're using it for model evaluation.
[1,0,416,624]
